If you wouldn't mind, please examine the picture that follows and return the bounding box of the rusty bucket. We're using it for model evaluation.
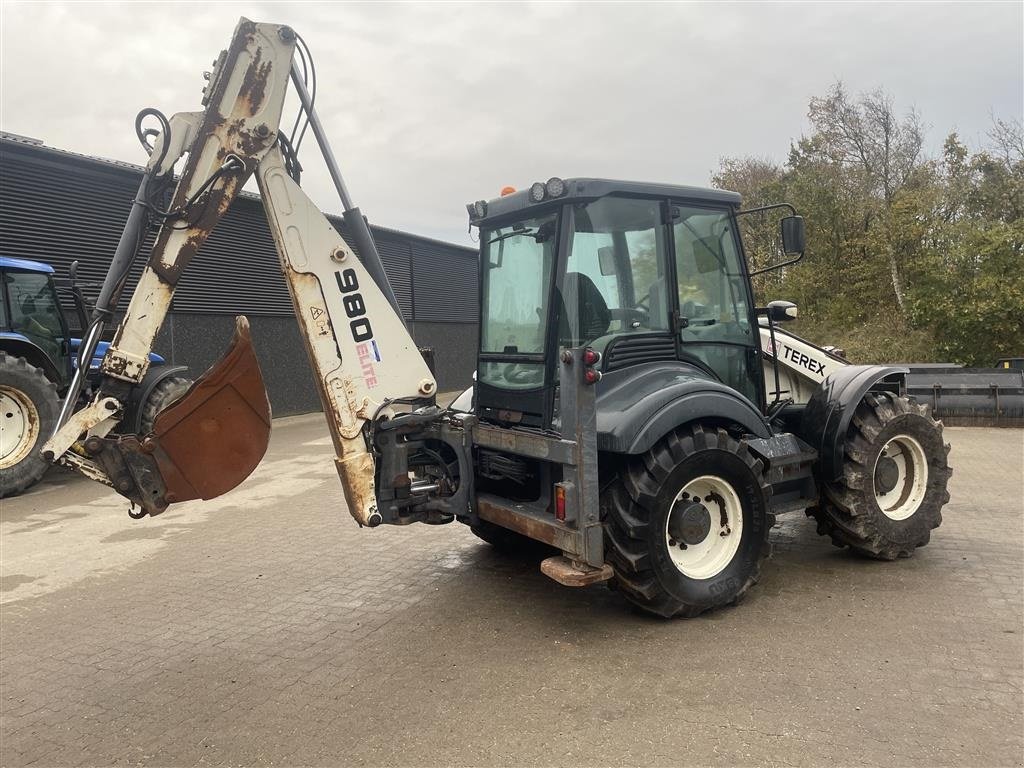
[94,315,274,516]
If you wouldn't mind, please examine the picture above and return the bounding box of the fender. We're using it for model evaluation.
[0,333,64,384]
[124,364,190,434]
[800,365,907,482]
[595,362,772,454]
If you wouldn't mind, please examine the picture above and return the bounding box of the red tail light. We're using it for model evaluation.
[582,347,601,366]
[555,485,566,520]
[584,368,602,385]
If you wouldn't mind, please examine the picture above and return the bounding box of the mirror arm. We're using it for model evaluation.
[735,202,797,219]
[749,250,804,277]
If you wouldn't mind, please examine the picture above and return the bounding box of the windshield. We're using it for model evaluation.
[561,196,670,348]
[479,213,558,389]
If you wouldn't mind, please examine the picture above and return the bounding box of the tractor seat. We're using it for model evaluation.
[559,272,611,346]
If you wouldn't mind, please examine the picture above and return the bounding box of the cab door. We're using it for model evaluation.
[3,269,73,385]
[668,204,764,409]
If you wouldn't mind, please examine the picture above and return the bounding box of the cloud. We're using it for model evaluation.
[2,1,1021,245]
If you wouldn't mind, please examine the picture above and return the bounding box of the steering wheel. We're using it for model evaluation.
[503,364,542,385]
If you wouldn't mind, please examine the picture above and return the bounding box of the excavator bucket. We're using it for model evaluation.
[88,316,272,517]
[146,316,272,505]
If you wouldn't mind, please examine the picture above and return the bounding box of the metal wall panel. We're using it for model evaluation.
[411,241,478,323]
[0,137,471,325]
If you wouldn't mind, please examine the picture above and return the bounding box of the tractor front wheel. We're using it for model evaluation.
[0,352,59,497]
[811,392,951,560]
[603,424,773,618]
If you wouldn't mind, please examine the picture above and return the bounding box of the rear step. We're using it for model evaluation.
[540,556,613,587]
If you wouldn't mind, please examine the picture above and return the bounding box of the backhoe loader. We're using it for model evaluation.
[42,18,952,618]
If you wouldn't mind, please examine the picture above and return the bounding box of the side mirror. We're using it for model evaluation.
[766,300,798,323]
[781,216,805,255]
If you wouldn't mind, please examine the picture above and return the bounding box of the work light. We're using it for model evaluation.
[529,182,547,203]
[545,177,566,198]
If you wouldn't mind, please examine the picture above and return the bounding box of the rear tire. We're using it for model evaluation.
[603,424,773,618]
[0,352,59,497]
[810,392,951,560]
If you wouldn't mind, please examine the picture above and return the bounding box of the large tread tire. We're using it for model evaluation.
[810,392,951,560]
[138,375,192,434]
[0,352,60,497]
[603,424,774,619]
[470,519,559,560]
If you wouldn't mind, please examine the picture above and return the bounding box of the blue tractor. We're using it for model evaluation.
[0,256,190,496]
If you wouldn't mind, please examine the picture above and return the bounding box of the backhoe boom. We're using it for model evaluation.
[43,18,435,523]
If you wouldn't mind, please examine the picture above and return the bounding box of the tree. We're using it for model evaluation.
[714,84,1023,367]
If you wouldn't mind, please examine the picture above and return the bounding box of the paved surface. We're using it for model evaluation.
[1,420,1021,767]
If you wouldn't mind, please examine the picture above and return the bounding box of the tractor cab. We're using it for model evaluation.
[469,179,768,427]
[0,257,75,387]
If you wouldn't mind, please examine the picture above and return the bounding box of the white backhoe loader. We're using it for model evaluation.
[42,19,951,618]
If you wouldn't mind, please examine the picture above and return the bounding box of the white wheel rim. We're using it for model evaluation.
[874,435,929,521]
[665,475,744,580]
[0,387,40,469]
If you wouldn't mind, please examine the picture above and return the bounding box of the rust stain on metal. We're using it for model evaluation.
[146,20,279,285]
[237,46,272,116]
[477,498,577,552]
[335,452,377,525]
[540,555,613,587]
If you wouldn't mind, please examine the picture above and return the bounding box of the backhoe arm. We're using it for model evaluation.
[43,18,436,524]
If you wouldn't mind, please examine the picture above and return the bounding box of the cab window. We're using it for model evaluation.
[5,271,65,363]
[562,197,670,348]
[672,207,760,404]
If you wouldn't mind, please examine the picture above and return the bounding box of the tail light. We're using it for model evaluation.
[555,485,566,521]
[583,347,602,384]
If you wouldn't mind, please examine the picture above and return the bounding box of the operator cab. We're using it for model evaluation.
[0,257,73,386]
[469,179,763,428]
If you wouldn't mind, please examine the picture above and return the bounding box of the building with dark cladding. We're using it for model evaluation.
[0,132,479,414]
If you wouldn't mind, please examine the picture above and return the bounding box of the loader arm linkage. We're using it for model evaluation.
[43,18,437,524]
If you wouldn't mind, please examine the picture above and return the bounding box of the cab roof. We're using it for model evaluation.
[0,256,54,274]
[473,177,742,225]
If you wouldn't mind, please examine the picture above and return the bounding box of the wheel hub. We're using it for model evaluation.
[874,455,900,494]
[0,386,40,469]
[669,502,712,546]
[873,435,930,521]
[665,475,744,581]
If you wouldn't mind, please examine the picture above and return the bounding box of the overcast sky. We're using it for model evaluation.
[2,2,1021,246]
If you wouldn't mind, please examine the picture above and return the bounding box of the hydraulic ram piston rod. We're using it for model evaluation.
[288,61,406,325]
